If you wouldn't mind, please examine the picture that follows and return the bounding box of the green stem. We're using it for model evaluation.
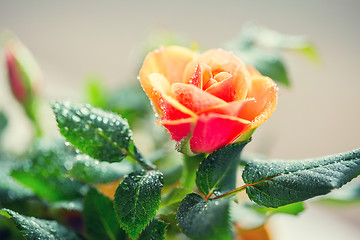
[24,99,42,138]
[181,154,204,190]
[212,184,247,200]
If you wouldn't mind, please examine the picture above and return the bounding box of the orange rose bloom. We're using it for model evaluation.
[139,46,277,153]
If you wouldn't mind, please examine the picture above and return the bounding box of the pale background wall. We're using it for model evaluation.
[0,0,359,239]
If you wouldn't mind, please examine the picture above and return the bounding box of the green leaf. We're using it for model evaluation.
[83,75,108,108]
[84,188,126,240]
[240,49,290,86]
[114,170,163,240]
[247,24,320,63]
[0,208,82,240]
[11,140,86,202]
[0,110,8,136]
[160,187,192,209]
[231,201,304,230]
[177,193,232,240]
[319,179,360,203]
[108,85,151,124]
[242,149,360,207]
[138,218,168,240]
[0,155,34,205]
[51,101,137,163]
[68,154,134,184]
[251,202,305,216]
[196,140,250,197]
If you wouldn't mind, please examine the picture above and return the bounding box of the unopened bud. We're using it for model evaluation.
[5,40,42,104]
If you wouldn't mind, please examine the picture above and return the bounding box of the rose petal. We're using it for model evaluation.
[160,94,197,121]
[196,98,254,116]
[188,63,202,88]
[205,73,233,102]
[160,118,196,141]
[203,78,217,90]
[139,46,197,112]
[184,49,250,100]
[239,76,278,128]
[172,83,226,113]
[246,65,262,77]
[190,113,251,153]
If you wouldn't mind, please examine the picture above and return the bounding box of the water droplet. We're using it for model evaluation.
[80,107,90,115]
[72,115,81,122]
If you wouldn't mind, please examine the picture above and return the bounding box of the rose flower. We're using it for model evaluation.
[139,46,277,153]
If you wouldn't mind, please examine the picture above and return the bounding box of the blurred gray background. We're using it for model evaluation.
[0,0,359,239]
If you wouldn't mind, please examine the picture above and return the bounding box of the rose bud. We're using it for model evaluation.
[5,39,42,104]
[139,46,278,154]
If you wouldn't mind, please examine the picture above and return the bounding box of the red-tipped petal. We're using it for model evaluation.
[160,95,196,121]
[196,98,254,117]
[160,118,196,141]
[172,83,226,113]
[190,113,251,153]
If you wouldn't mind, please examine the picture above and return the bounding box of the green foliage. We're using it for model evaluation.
[83,75,109,109]
[0,155,34,206]
[52,101,135,163]
[251,202,305,216]
[83,188,126,240]
[138,218,168,240]
[68,154,134,184]
[0,209,82,240]
[160,187,192,209]
[114,170,163,240]
[242,149,360,207]
[107,85,151,124]
[0,111,8,137]
[196,140,250,197]
[225,23,320,86]
[319,179,360,203]
[177,193,232,240]
[242,49,290,86]
[231,201,304,230]
[11,140,86,202]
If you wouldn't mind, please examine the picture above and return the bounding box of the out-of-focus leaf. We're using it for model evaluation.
[84,188,126,240]
[239,49,290,86]
[11,140,86,202]
[107,85,151,124]
[231,202,266,230]
[231,201,304,231]
[154,150,183,186]
[0,208,82,240]
[160,187,192,209]
[242,149,360,207]
[225,23,320,87]
[251,202,305,216]
[177,193,232,240]
[68,154,134,184]
[246,24,320,63]
[114,170,163,240]
[83,75,108,108]
[0,155,34,205]
[138,218,168,240]
[319,178,360,203]
[0,111,8,137]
